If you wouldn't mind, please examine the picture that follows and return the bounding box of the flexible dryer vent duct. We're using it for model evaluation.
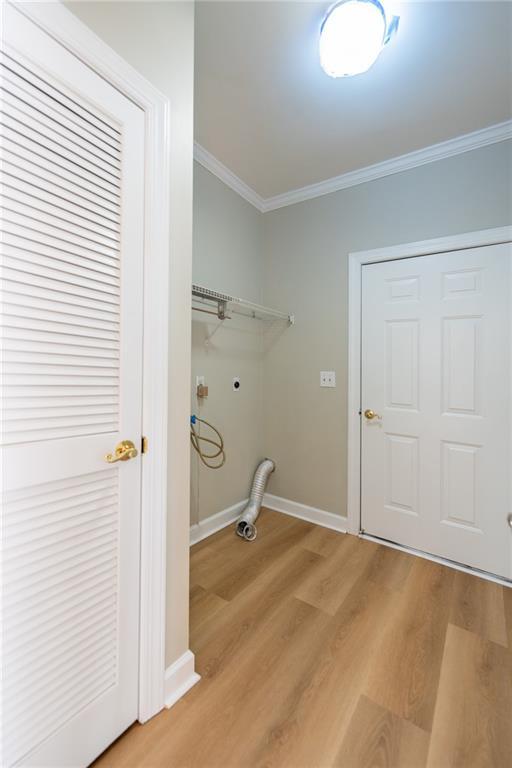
[236,459,275,541]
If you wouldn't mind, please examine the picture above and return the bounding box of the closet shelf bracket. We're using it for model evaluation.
[192,284,294,325]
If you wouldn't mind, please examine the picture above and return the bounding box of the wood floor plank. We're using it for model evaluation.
[246,576,399,768]
[335,694,430,768]
[192,546,324,678]
[196,511,315,602]
[450,571,507,647]
[364,543,414,592]
[504,584,512,650]
[93,515,511,768]
[189,508,291,590]
[427,624,512,768]
[300,524,345,558]
[140,597,331,768]
[189,584,228,640]
[364,557,455,731]
[294,534,379,615]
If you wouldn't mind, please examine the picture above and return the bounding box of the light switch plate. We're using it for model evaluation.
[320,371,336,388]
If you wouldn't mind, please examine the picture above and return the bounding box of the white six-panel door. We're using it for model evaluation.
[1,5,145,766]
[361,244,511,579]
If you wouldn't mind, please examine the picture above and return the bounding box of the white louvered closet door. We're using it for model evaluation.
[1,6,145,767]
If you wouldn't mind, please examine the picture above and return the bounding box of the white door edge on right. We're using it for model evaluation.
[360,243,511,580]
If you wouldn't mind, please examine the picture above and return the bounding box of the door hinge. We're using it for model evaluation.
[141,436,149,454]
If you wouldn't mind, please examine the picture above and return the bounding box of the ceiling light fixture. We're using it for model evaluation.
[319,0,400,78]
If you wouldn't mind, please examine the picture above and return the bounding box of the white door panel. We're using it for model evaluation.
[361,244,511,578]
[1,5,144,766]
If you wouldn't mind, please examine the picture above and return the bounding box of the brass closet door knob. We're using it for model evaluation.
[364,409,382,420]
[105,440,138,463]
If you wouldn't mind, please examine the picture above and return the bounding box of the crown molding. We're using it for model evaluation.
[262,120,512,211]
[193,142,265,211]
[195,120,512,214]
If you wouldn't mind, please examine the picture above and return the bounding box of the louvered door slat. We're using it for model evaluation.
[2,272,121,313]
[5,665,117,764]
[0,44,122,447]
[2,306,118,333]
[1,87,122,164]
[6,561,117,621]
[4,541,118,597]
[5,471,119,508]
[1,116,121,184]
[1,74,121,154]
[2,310,119,338]
[3,243,119,287]
[0,50,121,141]
[1,157,120,210]
[1,97,122,171]
[6,556,118,618]
[4,497,119,537]
[3,153,120,211]
[1,189,121,238]
[6,621,118,704]
[3,392,118,408]
[3,269,120,308]
[3,172,121,223]
[6,623,117,708]
[3,151,120,210]
[2,132,121,197]
[3,228,119,270]
[0,65,122,151]
[2,253,119,297]
[3,337,119,357]
[1,200,121,250]
[3,214,120,267]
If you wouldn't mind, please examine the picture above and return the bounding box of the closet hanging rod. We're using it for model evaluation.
[192,283,294,325]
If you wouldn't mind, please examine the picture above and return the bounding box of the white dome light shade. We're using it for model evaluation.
[320,0,399,78]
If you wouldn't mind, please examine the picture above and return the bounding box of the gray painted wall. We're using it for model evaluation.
[191,163,265,523]
[262,140,512,517]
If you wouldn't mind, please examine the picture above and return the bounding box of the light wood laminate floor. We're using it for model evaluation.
[94,509,512,768]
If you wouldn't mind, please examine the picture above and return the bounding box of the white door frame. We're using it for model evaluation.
[347,226,512,559]
[10,1,171,721]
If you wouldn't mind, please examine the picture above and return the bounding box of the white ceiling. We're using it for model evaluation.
[195,1,512,199]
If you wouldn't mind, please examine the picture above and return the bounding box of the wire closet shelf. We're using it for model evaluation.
[192,284,294,325]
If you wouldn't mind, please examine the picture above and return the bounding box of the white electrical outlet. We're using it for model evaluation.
[196,375,205,387]
[320,371,336,388]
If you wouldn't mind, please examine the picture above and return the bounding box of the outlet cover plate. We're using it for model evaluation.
[320,371,336,388]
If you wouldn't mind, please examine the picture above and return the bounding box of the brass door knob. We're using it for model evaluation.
[364,409,382,420]
[105,440,138,463]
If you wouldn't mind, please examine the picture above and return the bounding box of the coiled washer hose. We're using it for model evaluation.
[190,415,226,469]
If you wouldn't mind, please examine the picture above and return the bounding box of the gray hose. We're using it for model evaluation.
[190,416,225,469]
[235,458,275,541]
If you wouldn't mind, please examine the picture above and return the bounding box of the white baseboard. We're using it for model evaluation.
[263,493,347,533]
[189,495,346,547]
[190,499,247,546]
[164,650,200,709]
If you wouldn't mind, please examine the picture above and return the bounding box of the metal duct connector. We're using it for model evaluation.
[236,458,275,541]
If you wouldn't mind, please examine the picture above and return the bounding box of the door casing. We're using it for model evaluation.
[6,0,172,722]
[347,225,512,582]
